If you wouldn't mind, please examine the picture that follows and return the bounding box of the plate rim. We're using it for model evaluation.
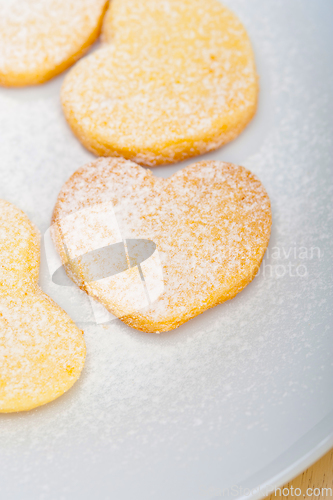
[236,411,333,500]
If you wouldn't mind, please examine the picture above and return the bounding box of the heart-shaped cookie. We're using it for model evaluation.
[52,158,271,333]
[0,200,85,412]
[61,0,258,166]
[0,0,108,86]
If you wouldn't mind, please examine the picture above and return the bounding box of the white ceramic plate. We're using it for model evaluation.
[0,1,332,499]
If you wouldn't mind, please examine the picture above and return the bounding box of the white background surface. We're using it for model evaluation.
[0,1,332,499]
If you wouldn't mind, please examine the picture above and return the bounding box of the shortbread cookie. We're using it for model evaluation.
[0,0,108,86]
[61,0,258,166]
[0,200,85,412]
[52,158,271,333]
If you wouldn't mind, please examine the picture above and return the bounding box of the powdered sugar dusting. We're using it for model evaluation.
[52,158,271,332]
[0,0,108,85]
[0,0,332,496]
[0,199,85,412]
[61,0,258,166]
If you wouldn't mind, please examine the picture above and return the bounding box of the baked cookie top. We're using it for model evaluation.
[61,0,258,166]
[0,0,108,86]
[0,200,86,412]
[52,158,271,333]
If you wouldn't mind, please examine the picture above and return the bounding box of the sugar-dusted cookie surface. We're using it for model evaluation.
[0,200,86,412]
[52,158,271,333]
[61,0,258,166]
[0,0,108,86]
